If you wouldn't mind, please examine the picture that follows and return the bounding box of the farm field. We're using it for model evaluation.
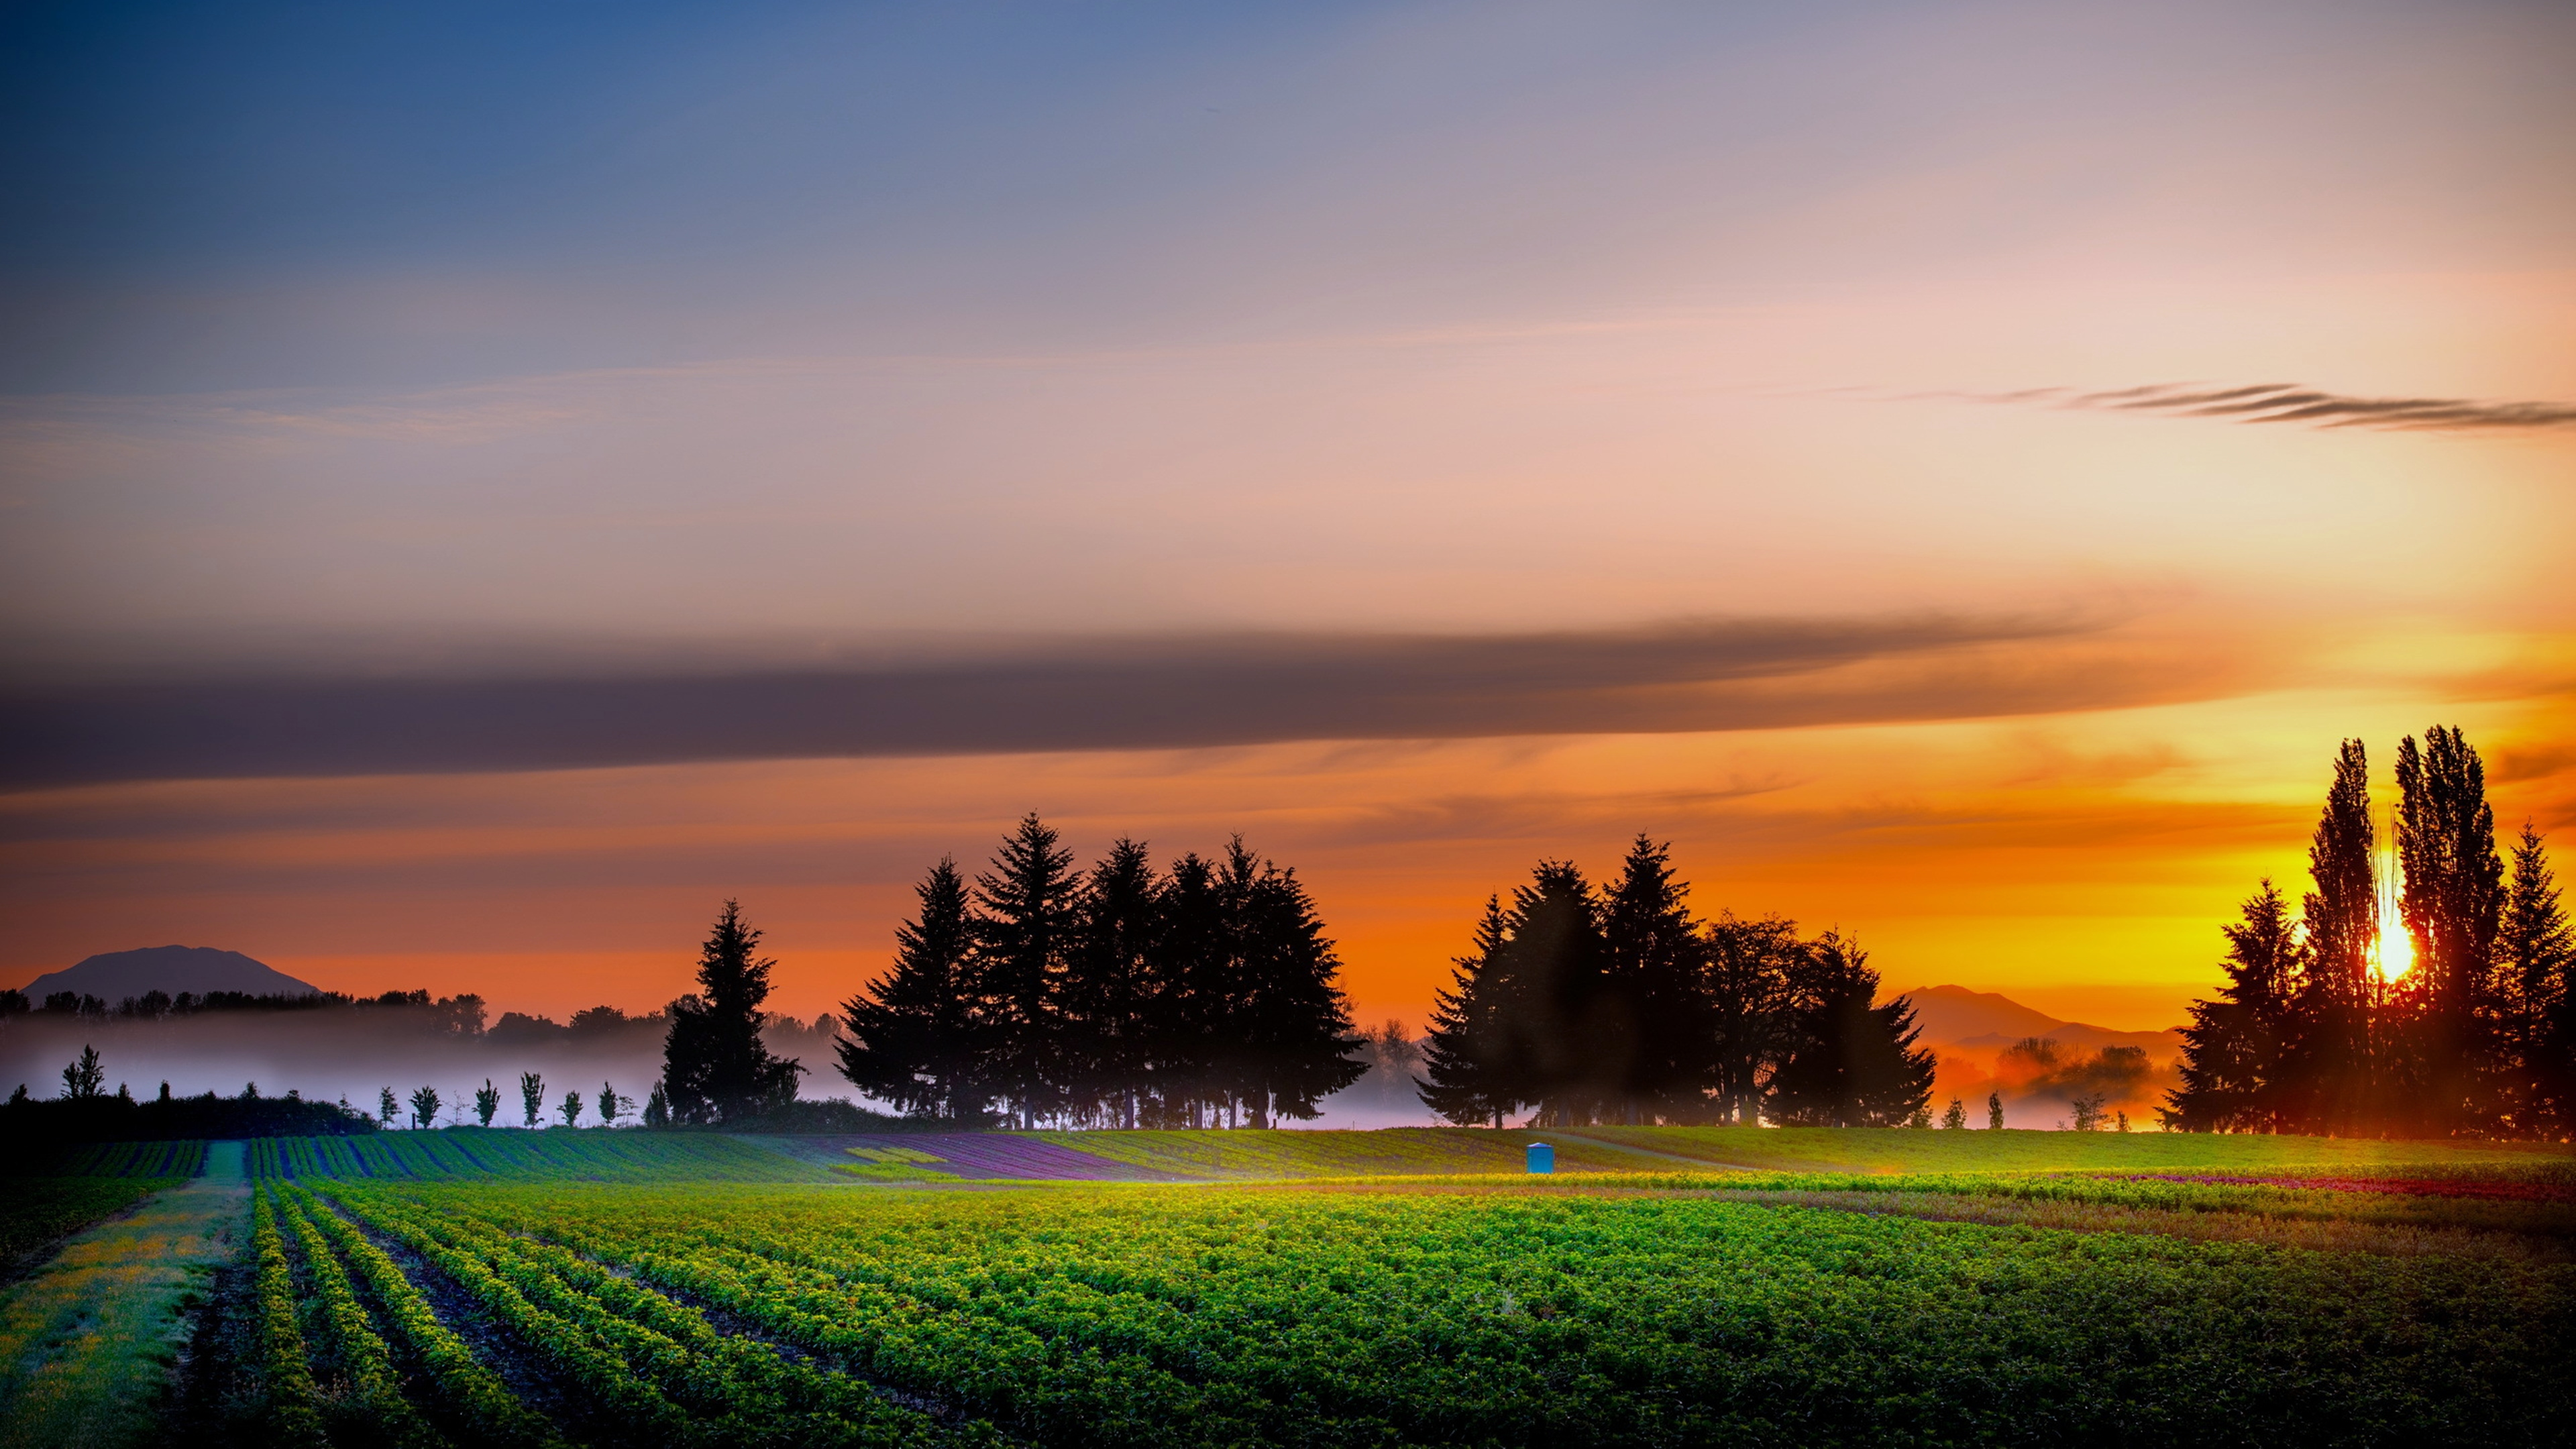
[9,1128,2575,1447]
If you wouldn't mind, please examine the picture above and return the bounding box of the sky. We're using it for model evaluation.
[3,0,2572,1034]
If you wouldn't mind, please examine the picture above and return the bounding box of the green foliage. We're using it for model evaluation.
[248,1126,840,1183]
[364,1177,2576,1448]
[251,1187,329,1448]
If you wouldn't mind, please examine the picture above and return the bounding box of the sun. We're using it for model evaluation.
[2374,922,2415,983]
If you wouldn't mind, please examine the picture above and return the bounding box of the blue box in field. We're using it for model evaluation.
[1527,1142,1553,1174]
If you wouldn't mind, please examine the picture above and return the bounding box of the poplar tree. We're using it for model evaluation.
[2167,881,2304,1132]
[519,1071,544,1128]
[973,815,1081,1128]
[838,858,988,1123]
[663,900,805,1124]
[2395,726,2506,1132]
[2283,740,2377,1134]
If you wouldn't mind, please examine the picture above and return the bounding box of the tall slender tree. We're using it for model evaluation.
[972,814,1081,1128]
[2281,740,2377,1134]
[2394,726,2506,1132]
[1598,835,1707,1122]
[2166,881,2305,1132]
[663,900,805,1124]
[2501,823,2575,1134]
[838,858,987,1123]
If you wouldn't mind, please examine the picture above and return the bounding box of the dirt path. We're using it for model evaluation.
[0,1142,248,1449]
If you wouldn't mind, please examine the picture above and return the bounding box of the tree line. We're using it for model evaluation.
[2169,726,2576,1137]
[1418,837,1935,1128]
[833,814,1362,1128]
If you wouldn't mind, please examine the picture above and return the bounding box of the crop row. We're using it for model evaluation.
[252,1186,331,1448]
[391,1179,2576,1448]
[252,1129,833,1183]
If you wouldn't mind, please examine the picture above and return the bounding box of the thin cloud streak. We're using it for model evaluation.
[0,614,2252,789]
[1947,381,2576,432]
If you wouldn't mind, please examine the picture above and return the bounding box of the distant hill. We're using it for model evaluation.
[18,946,319,1003]
[1895,983,2184,1061]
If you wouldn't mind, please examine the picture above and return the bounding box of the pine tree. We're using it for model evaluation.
[1491,862,1612,1126]
[972,815,1081,1128]
[1223,841,1364,1126]
[2502,824,2575,1134]
[2395,726,2506,1132]
[2283,740,2376,1134]
[1417,896,1527,1127]
[2167,881,2305,1132]
[663,900,806,1125]
[1764,931,1933,1127]
[1147,851,1231,1126]
[1060,840,1161,1128]
[1598,835,1707,1122]
[838,858,988,1123]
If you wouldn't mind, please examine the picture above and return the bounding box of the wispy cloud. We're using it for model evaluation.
[1951,382,2576,433]
[0,614,2256,789]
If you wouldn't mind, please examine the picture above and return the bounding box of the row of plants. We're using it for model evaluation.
[397,1179,2576,1447]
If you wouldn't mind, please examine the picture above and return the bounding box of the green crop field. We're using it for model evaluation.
[9,1128,2575,1448]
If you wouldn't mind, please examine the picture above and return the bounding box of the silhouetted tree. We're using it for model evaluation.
[1221,842,1364,1126]
[2502,823,2575,1134]
[378,1086,398,1127]
[1417,897,1528,1127]
[1702,914,1805,1125]
[972,816,1080,1128]
[1764,932,1933,1127]
[519,1071,545,1128]
[2167,880,2305,1132]
[474,1079,500,1128]
[559,1089,583,1126]
[1599,835,1707,1122]
[838,858,989,1123]
[1479,863,1614,1125]
[1061,839,1162,1127]
[2394,726,2506,1132]
[408,1085,440,1130]
[2279,740,2377,1134]
[59,1045,105,1100]
[1144,850,1232,1126]
[662,900,805,1125]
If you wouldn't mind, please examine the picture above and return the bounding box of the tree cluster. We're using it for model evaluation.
[1418,837,1935,1127]
[657,900,806,1126]
[837,815,1364,1129]
[0,987,488,1033]
[3,1051,376,1144]
[2169,727,2576,1137]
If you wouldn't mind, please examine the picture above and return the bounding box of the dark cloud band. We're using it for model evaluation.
[0,614,2224,788]
[1966,382,2576,432]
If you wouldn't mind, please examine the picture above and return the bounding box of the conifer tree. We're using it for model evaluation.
[1598,835,1707,1122]
[1061,840,1161,1127]
[2395,726,2506,1132]
[1223,842,1364,1126]
[1148,851,1232,1126]
[663,900,805,1125]
[972,815,1080,1128]
[2167,881,2305,1132]
[2502,823,2575,1133]
[838,859,988,1123]
[1493,862,1613,1126]
[1417,896,1526,1127]
[1764,931,1933,1127]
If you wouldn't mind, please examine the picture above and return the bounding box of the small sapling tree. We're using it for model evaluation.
[409,1085,441,1130]
[519,1071,545,1128]
[474,1079,501,1127]
[559,1089,584,1127]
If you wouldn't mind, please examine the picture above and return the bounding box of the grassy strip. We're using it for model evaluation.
[291,1186,563,1448]
[253,1187,331,1449]
[0,1176,177,1263]
[276,1189,449,1448]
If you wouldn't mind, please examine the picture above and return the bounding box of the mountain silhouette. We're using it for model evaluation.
[1897,983,2182,1059]
[18,945,318,1003]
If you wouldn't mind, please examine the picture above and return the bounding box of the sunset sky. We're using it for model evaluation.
[4,0,2572,1034]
